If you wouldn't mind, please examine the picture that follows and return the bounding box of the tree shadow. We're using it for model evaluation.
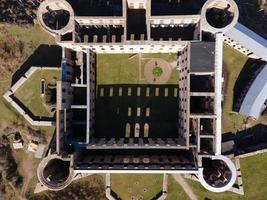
[222,124,267,156]
[11,44,62,86]
[95,84,179,139]
[232,58,263,112]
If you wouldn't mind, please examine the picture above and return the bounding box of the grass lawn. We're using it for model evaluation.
[97,53,178,85]
[111,174,163,199]
[167,68,179,84]
[166,175,190,200]
[97,54,140,84]
[222,45,267,133]
[222,45,248,133]
[142,53,177,62]
[2,24,55,55]
[14,69,61,118]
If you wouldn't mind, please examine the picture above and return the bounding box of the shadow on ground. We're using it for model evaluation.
[223,123,267,156]
[95,84,179,138]
[11,44,62,86]
[8,44,61,122]
[232,58,264,111]
[11,95,55,122]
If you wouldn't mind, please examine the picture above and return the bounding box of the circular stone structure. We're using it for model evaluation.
[144,59,172,84]
[201,0,239,33]
[198,155,237,193]
[37,155,74,191]
[37,0,74,35]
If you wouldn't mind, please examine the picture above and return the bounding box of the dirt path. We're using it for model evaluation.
[20,154,34,200]
[172,174,198,200]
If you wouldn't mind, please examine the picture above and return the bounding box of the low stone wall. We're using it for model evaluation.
[3,66,60,127]
[237,148,267,158]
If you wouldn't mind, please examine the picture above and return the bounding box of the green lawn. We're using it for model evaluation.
[166,175,190,200]
[0,24,54,126]
[222,45,267,133]
[111,174,163,200]
[14,69,61,118]
[97,53,179,85]
[222,45,248,133]
[142,53,177,62]
[2,24,55,55]
[97,54,140,84]
[167,68,179,85]
[111,174,193,200]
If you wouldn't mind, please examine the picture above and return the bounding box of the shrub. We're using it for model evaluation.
[45,83,57,105]
[153,67,163,77]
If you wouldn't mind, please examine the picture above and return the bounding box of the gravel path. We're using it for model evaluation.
[172,174,198,200]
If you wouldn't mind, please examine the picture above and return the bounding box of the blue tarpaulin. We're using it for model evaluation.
[61,58,67,81]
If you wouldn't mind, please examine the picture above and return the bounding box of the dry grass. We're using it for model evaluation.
[0,24,55,199]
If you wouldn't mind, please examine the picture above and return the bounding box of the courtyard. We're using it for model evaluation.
[95,53,180,139]
[14,69,61,119]
[111,174,163,200]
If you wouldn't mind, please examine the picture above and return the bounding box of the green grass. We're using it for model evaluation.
[0,24,54,126]
[3,24,54,54]
[187,180,243,200]
[142,53,177,62]
[222,45,248,133]
[222,45,267,133]
[166,175,190,200]
[239,153,267,200]
[153,66,163,77]
[14,69,61,117]
[0,79,21,125]
[97,54,140,84]
[110,174,193,200]
[111,174,163,200]
[97,53,178,85]
[167,68,179,84]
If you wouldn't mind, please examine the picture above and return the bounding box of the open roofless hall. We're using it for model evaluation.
[6,0,252,194]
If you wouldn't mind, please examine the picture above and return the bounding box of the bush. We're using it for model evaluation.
[45,83,57,105]
[153,67,163,77]
[0,136,23,189]
[26,126,47,144]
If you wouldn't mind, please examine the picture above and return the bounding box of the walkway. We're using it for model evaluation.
[172,174,198,200]
[20,154,34,200]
